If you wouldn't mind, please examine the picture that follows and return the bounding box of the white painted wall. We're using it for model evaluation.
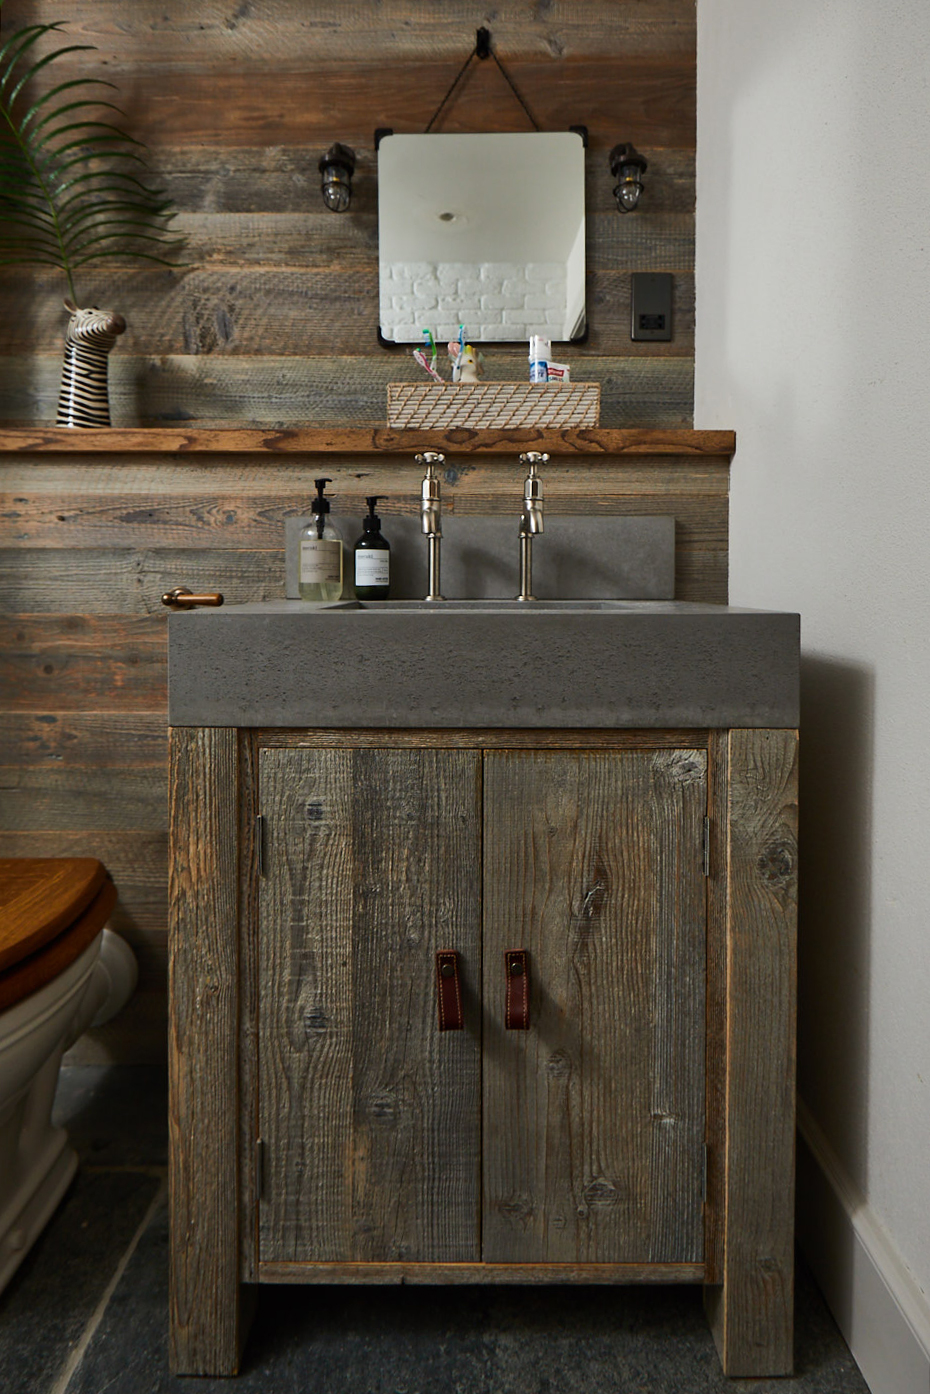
[695,0,930,1383]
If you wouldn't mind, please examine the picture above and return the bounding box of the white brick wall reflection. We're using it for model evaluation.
[380,261,567,342]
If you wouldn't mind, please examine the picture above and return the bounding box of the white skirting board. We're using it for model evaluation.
[797,1097,930,1394]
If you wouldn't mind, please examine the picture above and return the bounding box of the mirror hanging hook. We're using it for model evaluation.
[424,27,540,133]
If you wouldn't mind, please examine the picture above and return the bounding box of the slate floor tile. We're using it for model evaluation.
[0,1169,161,1394]
[65,1193,867,1394]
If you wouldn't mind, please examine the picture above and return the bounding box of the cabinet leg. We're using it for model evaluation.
[168,726,245,1375]
[705,1264,793,1378]
[705,728,798,1377]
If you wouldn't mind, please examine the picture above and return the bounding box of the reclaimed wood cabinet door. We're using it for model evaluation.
[257,742,707,1270]
[482,749,708,1264]
[257,746,482,1263]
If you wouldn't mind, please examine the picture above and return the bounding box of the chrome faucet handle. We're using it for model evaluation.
[416,451,445,600]
[519,452,546,536]
[516,453,547,600]
[416,451,445,537]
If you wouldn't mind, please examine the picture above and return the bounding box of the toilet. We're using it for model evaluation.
[0,857,138,1294]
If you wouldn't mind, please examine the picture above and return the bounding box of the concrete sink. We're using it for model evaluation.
[168,598,799,730]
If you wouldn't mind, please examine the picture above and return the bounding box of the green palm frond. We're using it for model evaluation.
[0,4,184,302]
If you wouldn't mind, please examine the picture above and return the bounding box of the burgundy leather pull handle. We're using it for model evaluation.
[505,950,530,1030]
[436,950,464,1031]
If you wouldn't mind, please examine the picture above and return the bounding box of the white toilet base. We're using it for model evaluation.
[0,927,138,1295]
[0,1116,77,1294]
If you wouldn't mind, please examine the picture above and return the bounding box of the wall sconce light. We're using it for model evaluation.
[319,143,356,212]
[609,143,648,213]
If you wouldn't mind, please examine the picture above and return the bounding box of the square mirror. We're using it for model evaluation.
[378,131,585,344]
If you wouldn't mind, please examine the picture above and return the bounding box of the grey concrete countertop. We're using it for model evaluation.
[169,600,799,730]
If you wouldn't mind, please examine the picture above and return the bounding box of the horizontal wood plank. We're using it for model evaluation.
[0,543,725,611]
[0,268,693,358]
[156,145,693,218]
[0,616,166,710]
[0,766,167,832]
[99,208,690,274]
[0,711,167,766]
[3,2,695,65]
[0,426,732,457]
[258,1260,704,1285]
[3,57,693,151]
[0,491,727,547]
[0,356,696,429]
[0,549,284,613]
[250,729,710,751]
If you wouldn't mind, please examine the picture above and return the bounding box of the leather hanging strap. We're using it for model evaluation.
[505,949,530,1030]
[436,949,464,1031]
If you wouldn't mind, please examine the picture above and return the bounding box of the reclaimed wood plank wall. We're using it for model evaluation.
[0,1,700,1062]
[0,0,696,427]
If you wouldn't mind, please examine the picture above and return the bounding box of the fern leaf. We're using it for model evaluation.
[0,8,184,301]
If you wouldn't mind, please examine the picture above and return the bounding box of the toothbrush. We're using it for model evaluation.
[422,328,438,377]
[412,348,445,382]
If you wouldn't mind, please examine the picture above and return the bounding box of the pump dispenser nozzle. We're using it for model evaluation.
[364,496,384,531]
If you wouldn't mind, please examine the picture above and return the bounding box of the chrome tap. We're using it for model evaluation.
[517,452,547,601]
[416,451,445,600]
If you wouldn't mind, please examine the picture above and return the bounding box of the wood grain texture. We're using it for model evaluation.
[0,427,733,455]
[0,58,693,151]
[110,208,690,274]
[0,356,696,431]
[482,748,707,1264]
[703,731,728,1285]
[0,829,167,953]
[168,725,245,1375]
[0,765,165,831]
[254,729,711,752]
[0,487,726,547]
[0,267,694,359]
[0,617,166,709]
[258,1260,705,1285]
[706,728,798,1377]
[0,855,107,969]
[0,548,283,613]
[0,711,166,767]
[258,746,481,1264]
[3,2,695,65]
[161,144,693,218]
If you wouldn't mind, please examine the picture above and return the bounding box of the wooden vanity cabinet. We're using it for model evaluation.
[168,726,797,1381]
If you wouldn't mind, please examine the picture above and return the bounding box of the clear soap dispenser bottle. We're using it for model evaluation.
[299,478,344,601]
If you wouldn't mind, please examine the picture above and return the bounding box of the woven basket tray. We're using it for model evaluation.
[387,382,600,430]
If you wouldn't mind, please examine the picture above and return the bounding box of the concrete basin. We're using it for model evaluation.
[168,598,799,730]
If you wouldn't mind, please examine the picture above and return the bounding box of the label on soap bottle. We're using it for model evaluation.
[300,538,342,584]
[355,551,390,587]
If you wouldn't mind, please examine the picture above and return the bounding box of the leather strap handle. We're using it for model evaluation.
[505,949,530,1030]
[436,949,464,1031]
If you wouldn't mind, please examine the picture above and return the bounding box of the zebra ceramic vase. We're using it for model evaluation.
[56,300,127,428]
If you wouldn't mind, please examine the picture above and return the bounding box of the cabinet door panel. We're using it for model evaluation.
[258,747,481,1263]
[483,749,707,1264]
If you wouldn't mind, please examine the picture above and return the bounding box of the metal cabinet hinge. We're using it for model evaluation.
[702,817,711,877]
[702,1144,709,1204]
[255,815,266,877]
[256,1137,265,1199]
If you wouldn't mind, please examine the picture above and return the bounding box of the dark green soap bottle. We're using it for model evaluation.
[354,496,391,600]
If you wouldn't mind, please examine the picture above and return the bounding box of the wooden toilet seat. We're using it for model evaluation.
[0,859,117,1013]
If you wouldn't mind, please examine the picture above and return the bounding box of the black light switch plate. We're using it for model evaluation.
[631,272,673,341]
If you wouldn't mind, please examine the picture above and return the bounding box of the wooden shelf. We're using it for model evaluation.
[0,427,735,457]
